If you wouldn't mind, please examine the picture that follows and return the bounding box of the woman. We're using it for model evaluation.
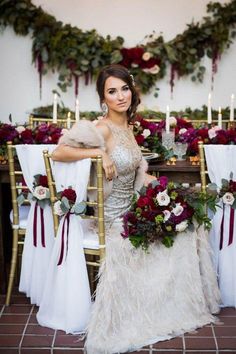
[52,64,220,353]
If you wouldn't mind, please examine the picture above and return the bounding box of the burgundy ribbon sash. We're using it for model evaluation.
[219,204,235,250]
[57,212,71,266]
[33,202,45,248]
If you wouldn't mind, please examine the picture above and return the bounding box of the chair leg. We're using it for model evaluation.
[5,229,19,306]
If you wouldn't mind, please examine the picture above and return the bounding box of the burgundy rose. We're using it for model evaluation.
[229,180,236,192]
[135,134,145,145]
[20,129,34,144]
[61,188,77,203]
[137,196,149,208]
[39,175,48,187]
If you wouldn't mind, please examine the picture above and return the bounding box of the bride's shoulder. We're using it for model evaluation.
[94,117,111,140]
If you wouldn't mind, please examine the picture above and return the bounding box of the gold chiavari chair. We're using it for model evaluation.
[198,140,208,193]
[5,142,30,305]
[43,150,106,292]
[28,114,76,129]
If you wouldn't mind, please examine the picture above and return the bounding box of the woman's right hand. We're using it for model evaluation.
[101,151,117,181]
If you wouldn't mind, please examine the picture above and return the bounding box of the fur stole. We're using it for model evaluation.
[59,119,148,199]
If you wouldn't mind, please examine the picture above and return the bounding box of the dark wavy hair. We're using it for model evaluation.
[96,64,140,122]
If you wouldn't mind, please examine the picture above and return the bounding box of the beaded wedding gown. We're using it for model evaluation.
[85,121,220,354]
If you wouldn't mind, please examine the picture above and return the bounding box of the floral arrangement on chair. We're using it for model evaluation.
[53,187,87,265]
[17,174,51,248]
[122,176,217,251]
[215,173,236,250]
[54,187,87,217]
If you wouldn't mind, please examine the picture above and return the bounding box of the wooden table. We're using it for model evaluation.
[148,159,201,184]
[0,159,201,294]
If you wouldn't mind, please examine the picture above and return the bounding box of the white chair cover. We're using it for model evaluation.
[37,159,92,334]
[204,144,236,307]
[16,144,56,306]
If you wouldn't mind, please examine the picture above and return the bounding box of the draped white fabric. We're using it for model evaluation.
[16,144,56,306]
[36,159,92,334]
[204,144,236,307]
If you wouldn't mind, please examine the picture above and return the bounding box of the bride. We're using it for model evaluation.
[52,64,220,353]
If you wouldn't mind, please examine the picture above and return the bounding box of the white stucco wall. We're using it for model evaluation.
[0,0,235,124]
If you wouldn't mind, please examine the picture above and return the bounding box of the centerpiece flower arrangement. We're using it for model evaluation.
[122,176,218,251]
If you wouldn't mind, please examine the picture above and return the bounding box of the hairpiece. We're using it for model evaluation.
[130,74,135,86]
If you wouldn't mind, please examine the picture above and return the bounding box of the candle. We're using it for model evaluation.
[53,93,57,124]
[230,94,234,122]
[166,105,170,133]
[207,93,212,125]
[67,111,71,129]
[218,106,222,129]
[75,97,80,122]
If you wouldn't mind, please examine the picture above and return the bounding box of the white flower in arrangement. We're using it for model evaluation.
[134,121,141,127]
[222,192,235,205]
[156,190,170,206]
[54,200,64,216]
[143,65,160,75]
[143,129,151,138]
[131,63,139,68]
[33,186,49,200]
[179,128,187,135]
[208,126,221,140]
[163,209,171,221]
[142,51,152,61]
[172,203,184,216]
[176,220,188,232]
[169,116,177,126]
[16,126,26,134]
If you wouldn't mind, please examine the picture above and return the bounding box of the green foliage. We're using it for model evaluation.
[0,0,236,94]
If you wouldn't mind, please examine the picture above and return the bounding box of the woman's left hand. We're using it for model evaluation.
[144,173,157,186]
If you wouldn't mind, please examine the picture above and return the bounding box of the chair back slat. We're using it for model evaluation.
[29,115,76,129]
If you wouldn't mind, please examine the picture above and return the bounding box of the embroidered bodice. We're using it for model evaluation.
[104,120,142,224]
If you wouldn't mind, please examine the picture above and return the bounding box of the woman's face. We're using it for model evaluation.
[103,76,132,114]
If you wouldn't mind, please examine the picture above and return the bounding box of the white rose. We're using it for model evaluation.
[143,129,151,138]
[208,126,221,139]
[54,200,64,216]
[16,126,26,134]
[134,121,141,127]
[172,203,184,216]
[33,186,49,200]
[222,192,235,205]
[169,116,177,126]
[163,210,171,221]
[156,190,170,206]
[142,52,152,61]
[176,220,188,232]
[143,65,160,75]
[179,128,187,135]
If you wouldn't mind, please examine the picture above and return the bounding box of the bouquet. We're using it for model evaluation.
[54,187,86,216]
[122,176,217,251]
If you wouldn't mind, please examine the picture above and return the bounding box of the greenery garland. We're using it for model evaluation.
[0,0,236,95]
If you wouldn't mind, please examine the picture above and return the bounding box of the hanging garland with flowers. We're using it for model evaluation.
[0,0,236,96]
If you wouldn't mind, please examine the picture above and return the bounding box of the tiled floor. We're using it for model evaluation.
[0,293,236,353]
